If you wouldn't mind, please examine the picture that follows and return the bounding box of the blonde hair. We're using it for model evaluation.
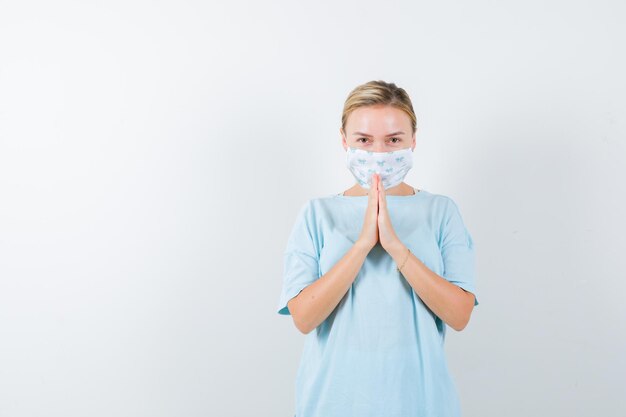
[341,80,417,135]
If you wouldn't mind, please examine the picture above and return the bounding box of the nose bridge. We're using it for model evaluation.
[373,139,385,152]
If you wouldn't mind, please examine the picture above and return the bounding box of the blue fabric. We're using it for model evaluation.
[277,189,479,417]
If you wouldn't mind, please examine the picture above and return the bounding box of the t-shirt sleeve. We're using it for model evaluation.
[277,200,321,315]
[439,197,479,306]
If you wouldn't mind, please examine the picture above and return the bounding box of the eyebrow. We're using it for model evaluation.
[352,131,405,137]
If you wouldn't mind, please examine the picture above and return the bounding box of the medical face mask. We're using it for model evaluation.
[345,146,414,190]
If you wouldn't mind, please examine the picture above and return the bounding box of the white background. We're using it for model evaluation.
[1,1,625,416]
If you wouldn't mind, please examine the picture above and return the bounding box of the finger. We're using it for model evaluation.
[368,175,377,210]
[374,173,379,202]
[378,176,386,210]
[375,174,380,217]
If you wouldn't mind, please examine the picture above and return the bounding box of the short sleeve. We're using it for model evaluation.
[277,201,321,315]
[439,198,479,306]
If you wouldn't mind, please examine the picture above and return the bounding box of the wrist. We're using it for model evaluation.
[387,241,408,261]
[354,239,374,255]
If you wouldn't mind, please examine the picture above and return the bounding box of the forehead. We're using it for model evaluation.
[346,105,411,132]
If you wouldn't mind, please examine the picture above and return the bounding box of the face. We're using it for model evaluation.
[340,104,416,153]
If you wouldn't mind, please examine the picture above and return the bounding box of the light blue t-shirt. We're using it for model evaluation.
[277,188,479,417]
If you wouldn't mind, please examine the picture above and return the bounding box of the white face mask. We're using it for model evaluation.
[345,146,414,190]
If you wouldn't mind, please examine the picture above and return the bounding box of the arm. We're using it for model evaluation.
[288,240,371,335]
[387,242,476,331]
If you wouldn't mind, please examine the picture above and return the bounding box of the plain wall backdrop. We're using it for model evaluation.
[1,1,625,416]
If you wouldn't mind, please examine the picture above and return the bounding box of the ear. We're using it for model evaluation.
[340,127,347,151]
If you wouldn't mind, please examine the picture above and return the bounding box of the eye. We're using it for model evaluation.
[357,137,368,143]
[390,137,401,143]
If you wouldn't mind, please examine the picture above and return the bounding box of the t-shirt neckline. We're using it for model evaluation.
[334,187,425,199]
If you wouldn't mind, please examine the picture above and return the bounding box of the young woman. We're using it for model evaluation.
[277,80,479,417]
